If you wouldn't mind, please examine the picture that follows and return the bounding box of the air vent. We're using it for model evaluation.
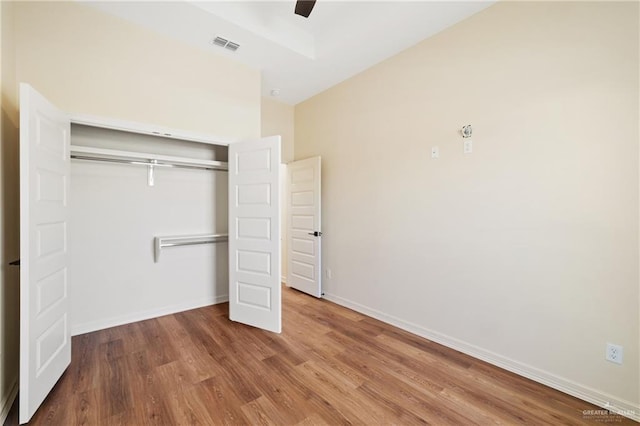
[212,36,240,52]
[212,36,228,47]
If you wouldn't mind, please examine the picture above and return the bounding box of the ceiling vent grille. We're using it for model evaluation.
[212,36,240,52]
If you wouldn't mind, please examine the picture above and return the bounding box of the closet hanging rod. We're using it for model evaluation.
[70,144,228,171]
[71,155,226,171]
[154,233,228,262]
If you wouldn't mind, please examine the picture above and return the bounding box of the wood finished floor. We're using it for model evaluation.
[6,286,636,425]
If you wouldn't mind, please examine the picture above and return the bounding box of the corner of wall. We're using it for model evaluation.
[260,96,294,163]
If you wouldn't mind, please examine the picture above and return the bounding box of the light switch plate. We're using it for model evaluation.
[464,139,473,154]
[431,146,439,159]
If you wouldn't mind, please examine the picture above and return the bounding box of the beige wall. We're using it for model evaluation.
[296,1,639,414]
[13,1,261,140]
[0,0,20,420]
[261,96,294,282]
[261,97,294,163]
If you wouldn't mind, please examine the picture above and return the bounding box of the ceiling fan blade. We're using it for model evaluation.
[295,0,316,18]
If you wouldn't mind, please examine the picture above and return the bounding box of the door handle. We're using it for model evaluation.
[9,259,20,266]
[307,231,322,237]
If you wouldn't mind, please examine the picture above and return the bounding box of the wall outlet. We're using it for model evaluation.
[325,269,332,279]
[606,343,623,364]
[431,146,439,159]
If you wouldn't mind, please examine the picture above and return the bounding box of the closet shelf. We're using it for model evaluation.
[154,233,229,262]
[70,145,228,171]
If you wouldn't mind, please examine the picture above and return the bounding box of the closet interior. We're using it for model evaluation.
[68,124,230,335]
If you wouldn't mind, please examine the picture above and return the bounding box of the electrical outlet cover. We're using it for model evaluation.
[606,343,623,364]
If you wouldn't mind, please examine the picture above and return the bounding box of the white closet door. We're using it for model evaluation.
[228,136,281,333]
[287,156,322,297]
[19,83,71,424]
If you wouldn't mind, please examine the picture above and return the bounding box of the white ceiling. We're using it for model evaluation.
[85,1,495,105]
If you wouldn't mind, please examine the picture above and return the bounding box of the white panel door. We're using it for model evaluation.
[228,136,281,333]
[287,156,322,297]
[19,84,71,424]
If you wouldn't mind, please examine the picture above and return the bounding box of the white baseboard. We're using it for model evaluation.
[0,377,18,424]
[323,292,640,422]
[281,275,287,284]
[71,294,229,336]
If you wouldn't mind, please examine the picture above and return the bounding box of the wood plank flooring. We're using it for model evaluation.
[6,286,636,425]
